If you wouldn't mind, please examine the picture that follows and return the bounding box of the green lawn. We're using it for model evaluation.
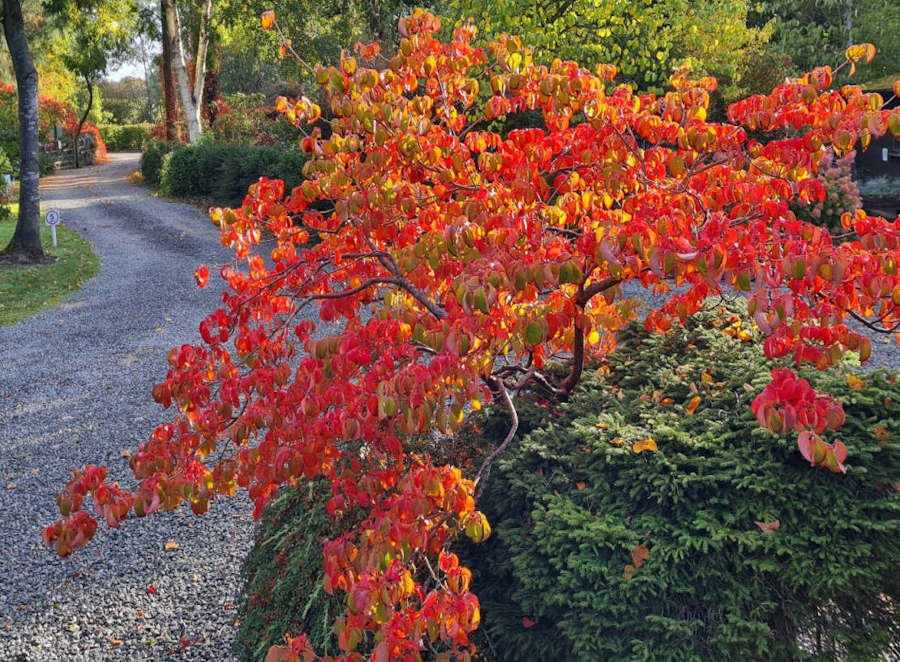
[0,204,99,326]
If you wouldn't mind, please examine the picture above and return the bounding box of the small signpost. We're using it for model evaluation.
[44,208,61,248]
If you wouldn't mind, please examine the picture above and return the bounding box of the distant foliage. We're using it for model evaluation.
[157,142,306,206]
[0,81,108,169]
[461,305,900,662]
[209,93,302,146]
[447,0,772,99]
[791,149,862,234]
[99,124,153,151]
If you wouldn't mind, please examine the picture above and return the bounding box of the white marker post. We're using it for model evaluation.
[44,208,61,248]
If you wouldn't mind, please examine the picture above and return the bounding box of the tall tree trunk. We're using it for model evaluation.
[1,0,43,261]
[166,0,211,144]
[160,0,178,143]
[73,76,93,169]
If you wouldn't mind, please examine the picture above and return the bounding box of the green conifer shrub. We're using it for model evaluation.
[233,478,347,661]
[462,305,899,662]
[233,305,898,661]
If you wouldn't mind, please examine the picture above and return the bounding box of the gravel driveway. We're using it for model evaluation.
[0,154,254,661]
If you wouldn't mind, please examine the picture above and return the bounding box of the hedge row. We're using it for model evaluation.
[99,123,153,152]
[140,141,306,208]
[233,304,900,661]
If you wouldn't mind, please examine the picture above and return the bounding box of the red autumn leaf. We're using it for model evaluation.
[194,265,209,288]
[522,616,536,629]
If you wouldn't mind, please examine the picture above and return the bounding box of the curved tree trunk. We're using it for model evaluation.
[1,0,43,261]
[73,75,93,169]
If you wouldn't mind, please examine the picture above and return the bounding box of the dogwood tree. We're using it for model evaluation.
[46,11,900,661]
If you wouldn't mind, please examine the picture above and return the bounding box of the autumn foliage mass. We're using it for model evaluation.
[45,10,900,661]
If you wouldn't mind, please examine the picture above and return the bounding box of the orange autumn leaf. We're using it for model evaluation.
[260,10,275,31]
[846,375,866,390]
[624,564,635,581]
[633,438,657,454]
[873,426,890,439]
[631,544,649,569]
[754,520,781,535]
[609,437,624,446]
[265,645,299,662]
[576,481,586,490]
[685,395,702,415]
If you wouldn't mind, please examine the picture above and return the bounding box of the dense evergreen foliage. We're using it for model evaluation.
[157,141,306,206]
[99,123,153,151]
[233,479,347,661]
[234,305,899,660]
[462,305,900,661]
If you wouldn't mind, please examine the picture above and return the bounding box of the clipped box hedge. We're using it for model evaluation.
[153,142,306,207]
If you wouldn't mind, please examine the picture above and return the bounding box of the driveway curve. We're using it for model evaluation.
[0,154,254,661]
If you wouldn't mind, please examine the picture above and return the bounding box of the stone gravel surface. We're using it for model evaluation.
[0,154,256,661]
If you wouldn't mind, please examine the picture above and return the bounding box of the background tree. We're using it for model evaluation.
[47,0,138,166]
[161,0,211,143]
[751,0,900,83]
[446,0,772,99]
[1,0,43,261]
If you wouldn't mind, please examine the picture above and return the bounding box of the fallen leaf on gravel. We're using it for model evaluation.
[6,483,14,490]
[110,638,123,646]
[147,585,156,594]
[164,541,179,551]
[156,328,164,333]
[121,450,132,458]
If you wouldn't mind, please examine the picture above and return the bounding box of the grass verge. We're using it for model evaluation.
[0,203,100,326]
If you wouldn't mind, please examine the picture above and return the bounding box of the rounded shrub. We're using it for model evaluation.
[139,140,172,187]
[462,305,899,662]
[159,144,202,198]
[100,123,153,151]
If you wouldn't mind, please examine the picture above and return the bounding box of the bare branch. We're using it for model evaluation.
[474,377,518,499]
